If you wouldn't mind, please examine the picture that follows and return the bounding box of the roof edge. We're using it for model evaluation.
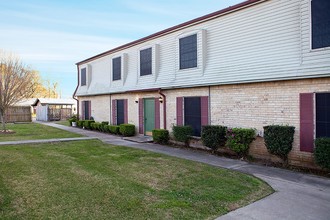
[76,0,266,65]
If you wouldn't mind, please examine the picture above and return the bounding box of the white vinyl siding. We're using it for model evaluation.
[75,0,330,97]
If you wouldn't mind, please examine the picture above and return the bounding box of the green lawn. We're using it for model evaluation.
[0,123,82,142]
[55,120,71,127]
[0,140,273,219]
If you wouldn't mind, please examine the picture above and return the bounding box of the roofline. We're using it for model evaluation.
[76,0,267,65]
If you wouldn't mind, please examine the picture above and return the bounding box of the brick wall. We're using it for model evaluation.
[79,95,110,122]
[78,77,330,168]
[210,78,330,167]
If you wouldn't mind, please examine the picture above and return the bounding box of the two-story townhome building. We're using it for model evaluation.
[74,0,330,167]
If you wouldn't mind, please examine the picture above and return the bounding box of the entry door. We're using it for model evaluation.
[144,98,155,136]
[184,97,201,136]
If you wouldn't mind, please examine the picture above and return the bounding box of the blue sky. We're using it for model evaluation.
[0,0,242,98]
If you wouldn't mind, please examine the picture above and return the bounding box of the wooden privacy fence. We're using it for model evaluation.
[6,106,32,123]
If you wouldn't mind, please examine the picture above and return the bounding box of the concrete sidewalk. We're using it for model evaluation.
[33,122,330,219]
[0,137,97,146]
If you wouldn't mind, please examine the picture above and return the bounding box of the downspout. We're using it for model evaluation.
[109,94,112,125]
[208,86,211,125]
[158,89,167,129]
[72,65,80,119]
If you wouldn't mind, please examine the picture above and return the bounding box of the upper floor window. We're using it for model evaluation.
[140,48,152,76]
[81,68,86,86]
[311,0,330,49]
[179,34,197,69]
[112,57,121,81]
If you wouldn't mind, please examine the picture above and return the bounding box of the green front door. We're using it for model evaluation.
[144,98,155,136]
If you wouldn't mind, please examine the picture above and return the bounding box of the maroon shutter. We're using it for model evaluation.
[81,101,85,120]
[300,93,314,152]
[124,99,128,124]
[139,98,144,134]
[176,97,183,126]
[112,99,116,125]
[155,98,160,129]
[201,96,209,126]
[88,101,91,119]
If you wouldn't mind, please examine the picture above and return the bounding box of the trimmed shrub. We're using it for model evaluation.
[96,122,103,131]
[201,125,227,151]
[119,124,135,137]
[152,129,169,144]
[264,125,295,163]
[314,138,330,169]
[77,120,85,128]
[100,121,109,132]
[226,128,256,157]
[108,125,120,134]
[83,120,95,129]
[90,122,96,130]
[172,125,193,146]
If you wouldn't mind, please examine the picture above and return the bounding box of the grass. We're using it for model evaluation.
[55,120,71,127]
[0,123,82,142]
[0,140,273,219]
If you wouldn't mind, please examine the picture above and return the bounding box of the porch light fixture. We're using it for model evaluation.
[159,96,163,103]
[135,98,139,103]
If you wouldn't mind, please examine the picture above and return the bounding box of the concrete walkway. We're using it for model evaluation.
[0,137,96,146]
[25,122,330,219]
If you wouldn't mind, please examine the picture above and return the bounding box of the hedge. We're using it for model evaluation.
[83,120,95,129]
[172,125,193,146]
[152,129,169,144]
[226,128,256,157]
[314,138,330,169]
[119,124,135,137]
[108,125,120,134]
[264,125,295,163]
[201,125,227,151]
[77,120,84,128]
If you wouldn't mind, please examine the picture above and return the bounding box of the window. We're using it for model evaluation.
[311,0,330,49]
[112,57,121,81]
[316,93,330,138]
[184,97,201,136]
[116,99,125,125]
[82,100,91,120]
[112,99,128,125]
[179,34,197,69]
[176,96,208,137]
[81,68,86,86]
[140,48,152,76]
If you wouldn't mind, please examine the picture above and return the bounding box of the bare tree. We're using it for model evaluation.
[0,50,37,131]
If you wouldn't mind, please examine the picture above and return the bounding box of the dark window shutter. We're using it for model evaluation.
[139,98,144,134]
[155,98,160,129]
[124,99,128,124]
[176,97,183,126]
[112,99,117,125]
[300,93,314,152]
[201,96,209,126]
